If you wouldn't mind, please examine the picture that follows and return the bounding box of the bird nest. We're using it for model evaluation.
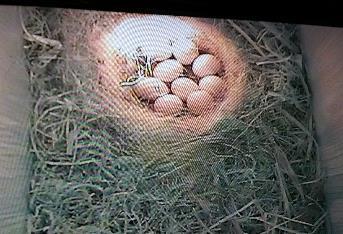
[87,14,247,135]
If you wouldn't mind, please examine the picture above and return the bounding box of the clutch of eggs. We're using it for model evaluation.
[127,37,225,116]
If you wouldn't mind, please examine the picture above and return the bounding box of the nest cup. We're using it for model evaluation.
[90,15,247,135]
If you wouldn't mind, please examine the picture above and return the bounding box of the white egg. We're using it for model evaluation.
[192,54,222,77]
[199,75,225,98]
[133,77,169,101]
[187,90,214,115]
[171,77,199,102]
[153,59,184,83]
[154,94,183,116]
[172,38,199,65]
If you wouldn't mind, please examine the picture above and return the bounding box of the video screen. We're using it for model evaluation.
[0,6,330,233]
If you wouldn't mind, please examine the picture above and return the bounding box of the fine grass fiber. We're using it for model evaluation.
[23,7,326,233]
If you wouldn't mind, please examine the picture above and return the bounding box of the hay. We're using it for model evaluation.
[23,7,326,233]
